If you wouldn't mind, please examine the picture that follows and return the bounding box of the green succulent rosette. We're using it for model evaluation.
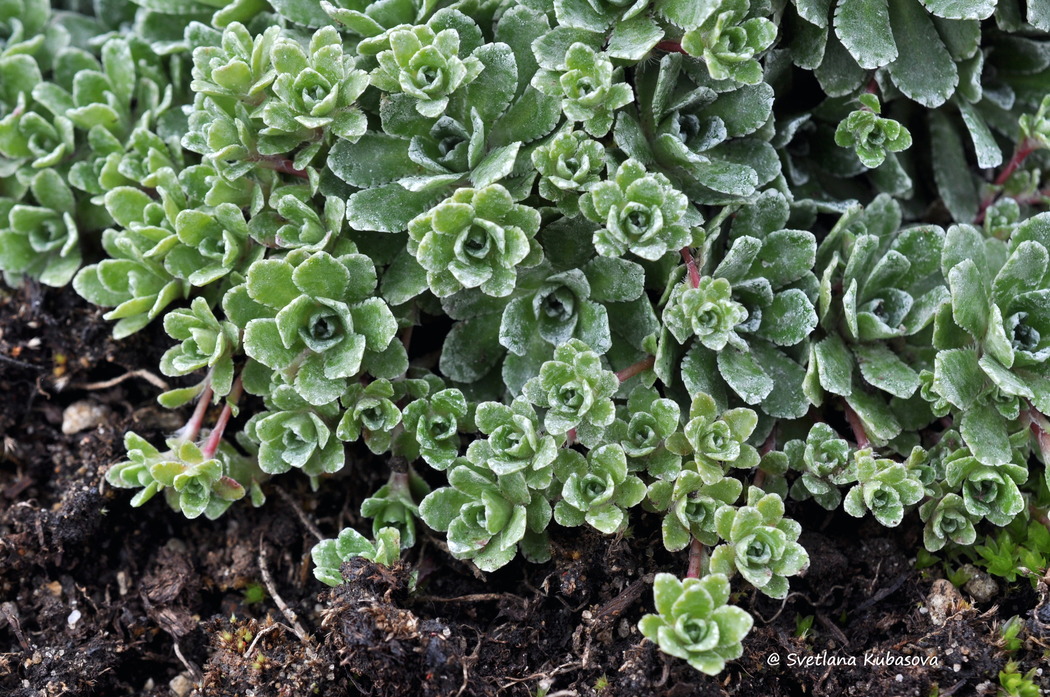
[580,158,701,261]
[919,493,978,552]
[681,0,776,84]
[834,95,912,169]
[360,472,430,548]
[532,42,632,138]
[522,338,618,442]
[552,444,647,534]
[467,398,558,485]
[639,573,753,675]
[240,250,400,405]
[532,129,606,217]
[648,472,743,551]
[842,448,925,527]
[362,14,484,118]
[407,184,542,298]
[783,424,854,510]
[245,385,345,478]
[401,388,468,469]
[312,526,402,586]
[420,458,551,571]
[336,379,403,454]
[710,487,809,599]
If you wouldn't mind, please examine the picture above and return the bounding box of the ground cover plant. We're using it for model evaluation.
[2,0,1050,692]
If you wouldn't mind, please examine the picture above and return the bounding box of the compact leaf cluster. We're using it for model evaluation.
[3,0,1050,679]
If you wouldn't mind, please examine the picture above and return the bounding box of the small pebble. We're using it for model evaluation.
[926,579,965,626]
[960,564,998,603]
[61,400,111,435]
[169,674,193,697]
[67,609,81,628]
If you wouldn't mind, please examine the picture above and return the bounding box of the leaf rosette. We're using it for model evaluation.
[241,251,399,405]
[407,184,542,297]
[420,458,551,571]
[842,448,925,527]
[709,487,809,598]
[532,42,632,137]
[580,158,701,261]
[638,573,753,675]
[522,338,619,441]
[553,444,647,534]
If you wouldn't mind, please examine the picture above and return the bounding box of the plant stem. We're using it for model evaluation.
[201,375,244,459]
[751,428,776,489]
[686,538,706,579]
[655,40,687,54]
[842,401,870,449]
[975,139,1038,224]
[680,247,701,289]
[1026,407,1050,465]
[251,154,310,180]
[615,355,655,383]
[176,383,214,443]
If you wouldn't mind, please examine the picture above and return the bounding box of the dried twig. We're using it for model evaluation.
[243,622,290,658]
[258,542,318,659]
[412,593,523,604]
[275,486,325,542]
[69,369,169,392]
[173,640,203,682]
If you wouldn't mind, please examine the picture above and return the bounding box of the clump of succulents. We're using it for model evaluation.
[14,0,1050,680]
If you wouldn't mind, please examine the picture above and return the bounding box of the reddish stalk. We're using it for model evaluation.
[615,355,655,383]
[176,384,214,443]
[251,154,310,180]
[201,376,244,459]
[680,247,701,289]
[655,40,687,54]
[751,429,777,489]
[975,139,1038,224]
[842,401,870,449]
[686,538,706,579]
[1027,407,1050,465]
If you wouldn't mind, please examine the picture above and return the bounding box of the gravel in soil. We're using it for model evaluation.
[2,283,1049,697]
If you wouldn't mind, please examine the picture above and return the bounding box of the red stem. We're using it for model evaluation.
[615,355,655,383]
[680,247,701,289]
[655,40,687,54]
[1027,408,1050,465]
[251,154,310,180]
[842,401,870,449]
[177,384,214,443]
[201,376,243,460]
[975,139,1037,224]
[686,538,705,579]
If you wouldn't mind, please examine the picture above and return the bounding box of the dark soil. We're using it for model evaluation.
[2,282,1049,697]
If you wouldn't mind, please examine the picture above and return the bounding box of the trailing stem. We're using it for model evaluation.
[686,538,706,579]
[975,138,1038,224]
[655,40,687,54]
[175,382,214,443]
[202,375,244,459]
[680,247,701,289]
[250,153,310,180]
[615,355,655,383]
[842,401,870,449]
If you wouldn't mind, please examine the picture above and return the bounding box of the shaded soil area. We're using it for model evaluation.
[2,283,1050,697]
